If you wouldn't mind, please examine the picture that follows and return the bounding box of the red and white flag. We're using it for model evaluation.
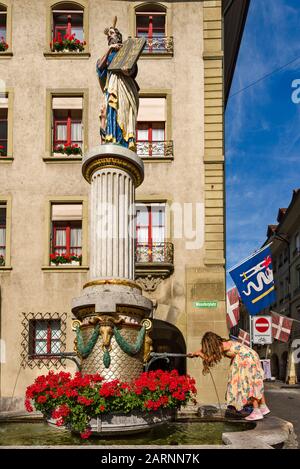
[238,329,250,347]
[226,287,240,328]
[271,311,293,343]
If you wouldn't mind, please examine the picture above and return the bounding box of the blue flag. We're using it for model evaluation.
[228,244,276,316]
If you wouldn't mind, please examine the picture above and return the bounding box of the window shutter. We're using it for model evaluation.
[52,204,83,221]
[0,94,8,109]
[137,98,166,122]
[52,97,83,110]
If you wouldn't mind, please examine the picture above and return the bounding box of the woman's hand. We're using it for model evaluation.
[187,351,203,358]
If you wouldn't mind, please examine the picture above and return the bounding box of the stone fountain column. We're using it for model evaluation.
[71,144,153,381]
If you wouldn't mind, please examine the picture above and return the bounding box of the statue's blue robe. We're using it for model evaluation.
[97,51,134,148]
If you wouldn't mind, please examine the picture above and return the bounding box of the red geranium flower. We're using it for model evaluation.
[37,395,47,404]
[80,429,92,439]
[24,399,33,412]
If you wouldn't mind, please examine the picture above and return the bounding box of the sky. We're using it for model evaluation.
[226,0,300,289]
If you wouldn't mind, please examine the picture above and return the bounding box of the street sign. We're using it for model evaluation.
[253,315,272,344]
[194,301,218,308]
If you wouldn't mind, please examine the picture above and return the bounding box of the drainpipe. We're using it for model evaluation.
[223,0,235,17]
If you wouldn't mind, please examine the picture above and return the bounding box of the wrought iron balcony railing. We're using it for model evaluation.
[136,140,173,158]
[139,36,174,55]
[135,242,174,264]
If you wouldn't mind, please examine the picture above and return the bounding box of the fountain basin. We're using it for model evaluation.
[0,419,254,446]
[82,409,175,436]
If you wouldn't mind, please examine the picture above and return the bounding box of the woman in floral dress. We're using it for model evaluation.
[188,331,270,421]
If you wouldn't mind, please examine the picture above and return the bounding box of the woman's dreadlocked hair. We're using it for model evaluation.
[201,332,227,375]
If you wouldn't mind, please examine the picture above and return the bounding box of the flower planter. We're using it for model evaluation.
[50,33,86,55]
[50,261,80,266]
[50,261,67,266]
[77,409,175,436]
[27,370,196,440]
[47,409,175,436]
[53,49,83,53]
[52,152,82,158]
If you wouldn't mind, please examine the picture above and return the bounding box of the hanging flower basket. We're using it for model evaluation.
[50,33,86,53]
[53,143,82,157]
[25,370,197,439]
[0,37,9,52]
[50,253,82,266]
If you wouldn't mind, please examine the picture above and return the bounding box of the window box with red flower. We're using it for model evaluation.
[0,145,5,156]
[50,253,82,266]
[53,143,82,158]
[50,33,86,53]
[25,370,197,438]
[0,37,8,52]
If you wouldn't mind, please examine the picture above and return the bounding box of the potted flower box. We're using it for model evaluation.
[71,259,80,266]
[50,253,82,266]
[87,408,176,436]
[0,255,5,266]
[0,38,9,52]
[53,143,82,158]
[25,370,197,439]
[50,33,86,53]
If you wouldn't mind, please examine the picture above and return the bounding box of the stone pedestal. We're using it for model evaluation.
[72,144,153,379]
[82,145,143,281]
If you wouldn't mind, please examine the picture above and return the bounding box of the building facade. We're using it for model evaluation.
[262,190,300,383]
[0,0,248,410]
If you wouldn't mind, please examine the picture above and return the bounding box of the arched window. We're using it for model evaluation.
[0,2,11,53]
[135,3,173,55]
[136,3,166,40]
[52,2,83,41]
[48,1,89,54]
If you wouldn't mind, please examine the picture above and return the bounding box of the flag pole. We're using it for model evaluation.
[249,315,253,348]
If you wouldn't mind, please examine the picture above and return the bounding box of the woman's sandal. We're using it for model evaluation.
[245,409,264,421]
[259,405,271,416]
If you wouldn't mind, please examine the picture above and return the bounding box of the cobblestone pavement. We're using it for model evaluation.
[265,380,300,445]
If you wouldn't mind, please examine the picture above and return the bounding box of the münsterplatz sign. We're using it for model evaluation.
[194,301,218,308]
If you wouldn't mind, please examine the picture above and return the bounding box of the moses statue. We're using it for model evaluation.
[96,17,145,151]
